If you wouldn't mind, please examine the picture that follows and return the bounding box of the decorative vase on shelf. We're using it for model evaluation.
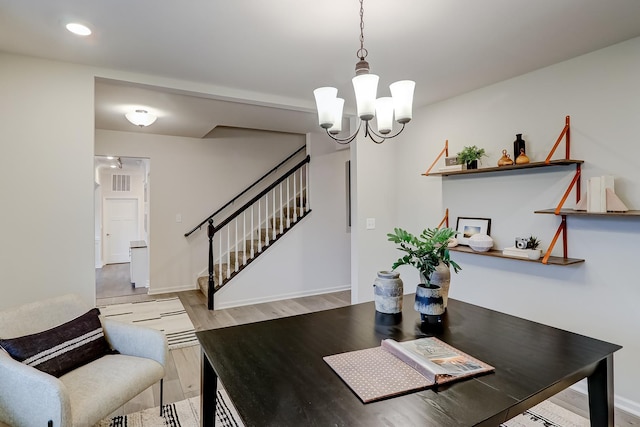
[373,271,403,314]
[429,263,451,309]
[414,283,444,321]
[513,134,526,160]
[516,148,530,165]
[497,149,514,166]
[467,160,478,170]
[468,234,494,252]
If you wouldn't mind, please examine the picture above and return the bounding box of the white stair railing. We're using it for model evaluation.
[205,155,311,310]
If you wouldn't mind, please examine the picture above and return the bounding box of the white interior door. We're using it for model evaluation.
[104,198,138,264]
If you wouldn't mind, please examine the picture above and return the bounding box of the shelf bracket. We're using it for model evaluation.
[542,215,568,264]
[422,140,449,176]
[554,165,582,214]
[545,115,571,163]
[437,208,449,229]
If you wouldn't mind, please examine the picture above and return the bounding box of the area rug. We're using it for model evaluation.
[99,297,198,349]
[502,400,589,427]
[95,394,584,427]
[95,387,244,427]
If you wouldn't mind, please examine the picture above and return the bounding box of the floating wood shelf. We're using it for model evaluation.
[535,209,640,217]
[427,159,584,177]
[449,245,585,266]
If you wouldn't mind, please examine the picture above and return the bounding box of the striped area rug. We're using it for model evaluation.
[95,386,244,427]
[99,297,198,349]
[502,400,589,427]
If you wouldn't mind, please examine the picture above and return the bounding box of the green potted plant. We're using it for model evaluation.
[456,145,487,170]
[387,227,461,310]
[526,235,542,260]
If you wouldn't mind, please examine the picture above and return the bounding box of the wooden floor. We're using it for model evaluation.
[98,289,640,426]
[96,262,148,299]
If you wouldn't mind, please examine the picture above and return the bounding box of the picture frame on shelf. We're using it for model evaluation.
[456,217,492,246]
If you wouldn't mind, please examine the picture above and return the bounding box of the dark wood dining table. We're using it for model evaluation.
[197,295,621,426]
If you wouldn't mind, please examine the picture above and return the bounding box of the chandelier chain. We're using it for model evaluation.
[357,0,367,60]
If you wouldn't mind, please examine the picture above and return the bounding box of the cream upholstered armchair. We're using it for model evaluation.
[0,294,167,427]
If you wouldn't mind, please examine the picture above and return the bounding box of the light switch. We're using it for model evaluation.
[176,214,182,223]
[366,218,376,230]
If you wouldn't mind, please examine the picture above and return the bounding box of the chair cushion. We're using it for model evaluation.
[61,353,165,425]
[0,308,114,377]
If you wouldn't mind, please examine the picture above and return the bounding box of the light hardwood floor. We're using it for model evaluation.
[100,290,639,426]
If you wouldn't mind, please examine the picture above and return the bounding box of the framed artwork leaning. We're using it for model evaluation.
[455,217,491,246]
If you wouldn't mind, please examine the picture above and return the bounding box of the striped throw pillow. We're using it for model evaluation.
[0,308,115,377]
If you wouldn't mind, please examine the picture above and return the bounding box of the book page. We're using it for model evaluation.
[381,337,492,383]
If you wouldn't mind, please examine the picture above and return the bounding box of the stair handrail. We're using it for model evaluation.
[212,155,310,234]
[184,145,306,237]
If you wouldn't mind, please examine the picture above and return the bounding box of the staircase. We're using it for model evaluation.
[196,204,308,300]
[185,149,311,310]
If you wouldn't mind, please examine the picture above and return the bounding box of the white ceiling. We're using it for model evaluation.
[2,0,640,137]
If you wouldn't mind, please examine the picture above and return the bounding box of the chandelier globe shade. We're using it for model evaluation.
[313,0,415,144]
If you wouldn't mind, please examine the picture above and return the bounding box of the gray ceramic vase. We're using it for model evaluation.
[373,271,403,314]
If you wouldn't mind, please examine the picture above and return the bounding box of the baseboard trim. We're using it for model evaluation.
[215,284,351,310]
[148,284,198,295]
[570,380,640,418]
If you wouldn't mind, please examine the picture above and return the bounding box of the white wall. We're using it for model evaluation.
[360,38,640,409]
[96,127,307,294]
[0,53,96,309]
[214,132,352,308]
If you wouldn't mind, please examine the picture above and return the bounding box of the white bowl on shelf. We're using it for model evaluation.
[468,234,493,252]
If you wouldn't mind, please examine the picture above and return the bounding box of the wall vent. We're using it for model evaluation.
[112,174,131,192]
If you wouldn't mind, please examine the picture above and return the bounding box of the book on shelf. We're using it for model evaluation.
[502,246,530,258]
[438,164,466,172]
[323,337,494,403]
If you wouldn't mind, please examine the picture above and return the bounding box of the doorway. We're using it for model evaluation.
[94,156,150,300]
[104,198,138,264]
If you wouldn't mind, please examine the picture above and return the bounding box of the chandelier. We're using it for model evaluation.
[313,0,415,144]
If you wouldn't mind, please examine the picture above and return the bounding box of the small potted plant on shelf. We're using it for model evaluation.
[526,235,542,260]
[457,145,487,170]
[387,227,462,317]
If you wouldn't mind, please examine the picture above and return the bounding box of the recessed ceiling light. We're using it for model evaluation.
[66,23,92,36]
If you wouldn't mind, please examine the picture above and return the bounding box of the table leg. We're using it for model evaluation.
[587,354,614,427]
[201,350,218,427]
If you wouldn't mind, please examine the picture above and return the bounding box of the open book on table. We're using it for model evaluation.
[323,337,494,403]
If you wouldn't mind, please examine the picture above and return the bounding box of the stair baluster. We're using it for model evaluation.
[286,177,291,228]
[279,183,284,234]
[272,190,277,240]
[293,171,298,222]
[264,194,269,246]
[257,200,262,253]
[305,163,310,212]
[243,211,247,265]
[218,229,223,289]
[234,218,239,273]
[250,206,255,258]
[300,167,304,215]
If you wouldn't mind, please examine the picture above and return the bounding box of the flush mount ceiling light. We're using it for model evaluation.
[125,109,157,127]
[313,0,415,145]
[66,23,92,36]
[109,157,122,169]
